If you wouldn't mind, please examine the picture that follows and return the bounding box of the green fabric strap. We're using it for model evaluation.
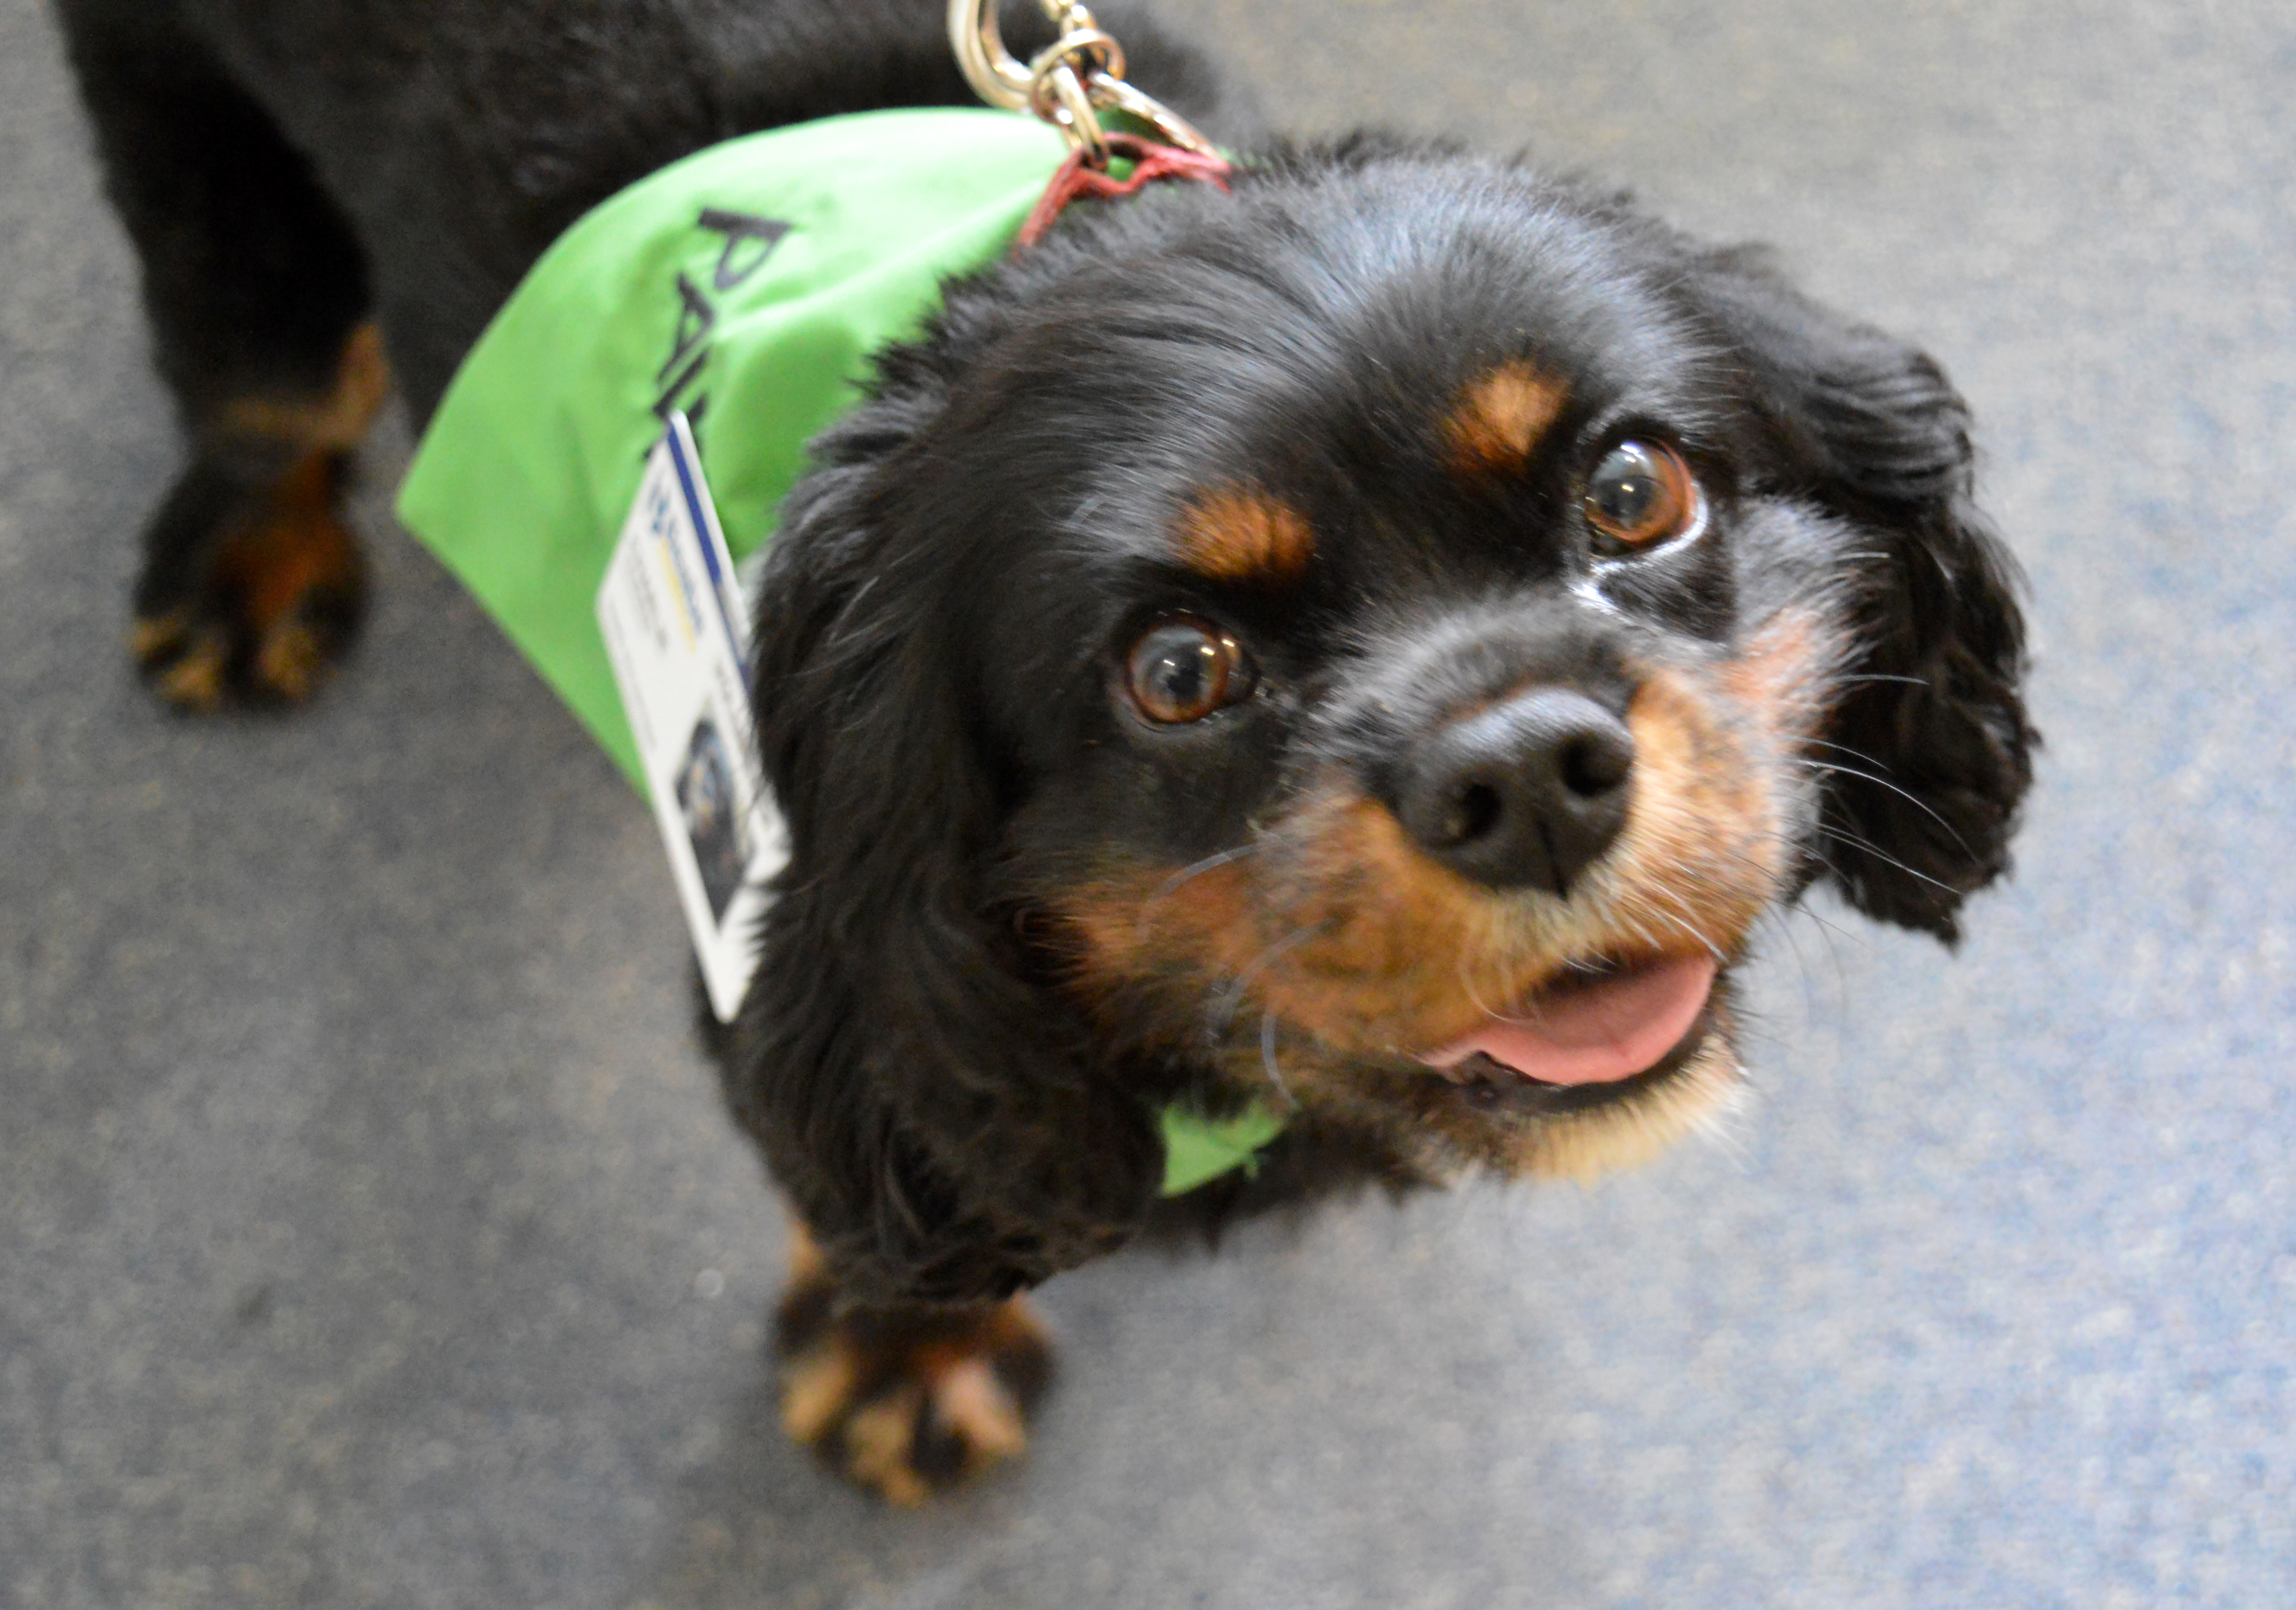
[396,106,1285,1195]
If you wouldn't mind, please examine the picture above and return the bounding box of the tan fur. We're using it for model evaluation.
[219,321,391,452]
[1054,606,1842,1176]
[1177,487,1315,585]
[1447,362,1569,473]
[129,612,187,665]
[783,1219,825,1285]
[133,449,365,708]
[253,619,327,702]
[776,1213,1051,1504]
[914,1353,1029,1463]
[842,1389,934,1508]
[779,1340,863,1447]
[218,453,360,633]
[151,629,230,711]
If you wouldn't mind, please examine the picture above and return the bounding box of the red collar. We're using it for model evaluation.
[1017,134,1232,248]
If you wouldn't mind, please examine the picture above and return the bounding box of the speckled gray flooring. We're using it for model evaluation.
[4,1,2291,1606]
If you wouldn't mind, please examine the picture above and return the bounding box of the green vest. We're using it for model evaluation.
[397,106,1279,1196]
[399,107,1073,785]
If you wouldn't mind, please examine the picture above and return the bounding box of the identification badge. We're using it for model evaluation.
[597,413,788,1021]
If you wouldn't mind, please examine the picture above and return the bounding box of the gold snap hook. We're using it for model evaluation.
[949,0,1217,167]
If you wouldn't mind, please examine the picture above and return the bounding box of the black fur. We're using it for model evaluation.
[725,141,2034,1303]
[57,0,1239,422]
[1680,251,2036,939]
[65,2,2031,1319]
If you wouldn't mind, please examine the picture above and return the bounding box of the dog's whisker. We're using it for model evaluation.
[1789,899,1866,955]
[1811,825,1963,895]
[1204,922,1325,1046]
[1751,903,1857,1038]
[1136,842,1264,944]
[1458,956,1514,1022]
[1828,672,1931,689]
[1259,1009,1296,1108]
[1620,883,1729,964]
[1792,754,1977,855]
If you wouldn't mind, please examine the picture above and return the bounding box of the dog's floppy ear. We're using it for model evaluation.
[1691,250,2036,941]
[721,393,1162,1306]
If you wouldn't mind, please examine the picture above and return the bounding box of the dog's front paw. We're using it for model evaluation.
[131,448,367,711]
[774,1270,1053,1506]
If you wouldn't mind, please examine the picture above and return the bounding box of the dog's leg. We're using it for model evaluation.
[774,1224,1053,1505]
[60,4,383,709]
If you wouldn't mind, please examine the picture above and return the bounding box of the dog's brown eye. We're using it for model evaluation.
[1125,618,1252,724]
[1584,440,1699,552]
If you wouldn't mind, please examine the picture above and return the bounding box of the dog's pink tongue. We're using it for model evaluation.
[1422,956,1717,1086]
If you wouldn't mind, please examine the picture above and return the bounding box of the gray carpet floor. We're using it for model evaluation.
[5,0,2292,1605]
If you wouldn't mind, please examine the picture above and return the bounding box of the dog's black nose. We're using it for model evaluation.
[1397,689,1635,894]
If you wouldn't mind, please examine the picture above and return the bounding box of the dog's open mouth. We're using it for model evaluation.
[1416,953,1717,1101]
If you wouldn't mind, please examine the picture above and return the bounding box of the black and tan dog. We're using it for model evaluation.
[60,0,2033,1503]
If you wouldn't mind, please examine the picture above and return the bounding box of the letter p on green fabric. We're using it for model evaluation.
[396,108,1071,791]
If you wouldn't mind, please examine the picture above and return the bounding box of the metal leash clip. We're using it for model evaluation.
[949,0,1217,168]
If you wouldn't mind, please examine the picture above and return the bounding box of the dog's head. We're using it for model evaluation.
[727,141,2032,1304]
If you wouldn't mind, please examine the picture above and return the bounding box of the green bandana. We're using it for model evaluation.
[396,106,1280,1196]
[1157,1101,1290,1196]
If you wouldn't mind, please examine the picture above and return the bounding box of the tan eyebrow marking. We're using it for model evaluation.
[1176,486,1316,584]
[1446,361,1570,473]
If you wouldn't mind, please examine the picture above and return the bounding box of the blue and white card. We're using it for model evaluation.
[597,412,787,1021]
